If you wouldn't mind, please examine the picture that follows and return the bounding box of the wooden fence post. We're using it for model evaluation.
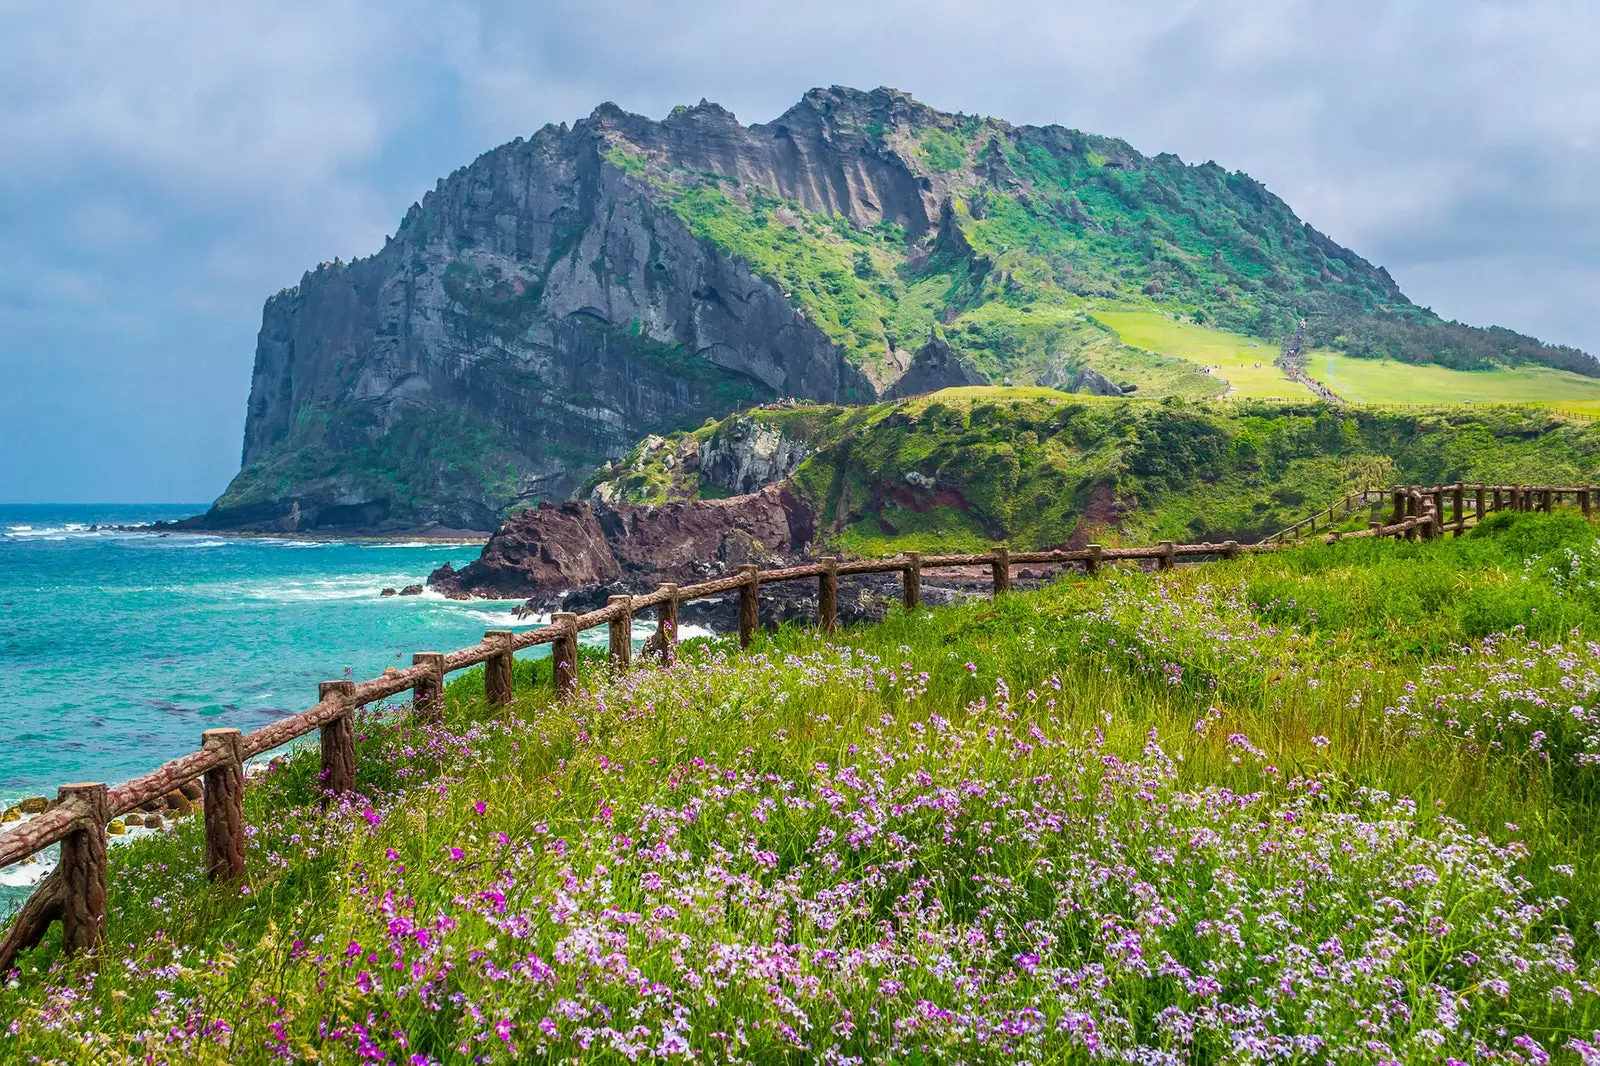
[1432,486,1445,525]
[201,729,245,883]
[483,630,515,707]
[1222,540,1240,560]
[992,545,1011,594]
[58,782,108,958]
[902,551,921,610]
[1452,483,1464,525]
[737,564,760,648]
[318,680,356,798]
[1085,543,1104,575]
[819,557,838,634]
[1475,486,1486,521]
[1542,489,1553,513]
[1157,541,1175,571]
[1583,488,1592,517]
[656,585,679,665]
[551,612,578,696]
[607,595,632,672]
[411,652,445,720]
[1391,487,1405,525]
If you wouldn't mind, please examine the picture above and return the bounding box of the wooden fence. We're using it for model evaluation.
[0,480,1592,970]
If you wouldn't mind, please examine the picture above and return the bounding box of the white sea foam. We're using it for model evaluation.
[0,854,54,887]
[363,541,463,550]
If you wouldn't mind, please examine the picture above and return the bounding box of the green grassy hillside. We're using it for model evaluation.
[1307,349,1600,408]
[6,515,1600,1062]
[586,388,1600,553]
[1091,309,1312,399]
[612,88,1592,392]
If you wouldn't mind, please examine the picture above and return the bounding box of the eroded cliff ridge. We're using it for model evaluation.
[204,85,1587,532]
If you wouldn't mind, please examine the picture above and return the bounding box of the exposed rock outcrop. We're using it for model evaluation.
[429,484,815,599]
[697,417,811,496]
[1068,365,1124,397]
[884,333,988,400]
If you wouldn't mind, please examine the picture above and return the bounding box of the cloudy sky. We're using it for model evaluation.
[3,0,1596,502]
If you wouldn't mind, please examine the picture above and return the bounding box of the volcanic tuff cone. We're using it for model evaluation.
[202,86,1590,534]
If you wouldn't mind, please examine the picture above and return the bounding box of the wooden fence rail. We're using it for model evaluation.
[0,480,1590,970]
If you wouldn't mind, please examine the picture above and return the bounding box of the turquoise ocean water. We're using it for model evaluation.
[0,504,638,810]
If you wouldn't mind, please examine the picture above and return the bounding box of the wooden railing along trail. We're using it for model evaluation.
[0,481,1593,970]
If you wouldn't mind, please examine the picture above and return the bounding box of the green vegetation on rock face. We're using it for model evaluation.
[7,516,1600,1061]
[217,406,538,526]
[585,387,1600,552]
[607,88,1591,393]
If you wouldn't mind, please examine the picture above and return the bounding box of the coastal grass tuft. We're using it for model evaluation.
[4,514,1600,1061]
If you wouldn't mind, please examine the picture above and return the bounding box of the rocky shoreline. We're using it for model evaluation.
[421,483,1088,632]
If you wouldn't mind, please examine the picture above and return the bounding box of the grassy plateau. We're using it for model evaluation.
[5,512,1600,1062]
[588,389,1600,556]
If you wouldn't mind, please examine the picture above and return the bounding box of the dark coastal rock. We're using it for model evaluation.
[380,587,397,597]
[397,584,424,596]
[433,483,814,600]
[883,332,988,400]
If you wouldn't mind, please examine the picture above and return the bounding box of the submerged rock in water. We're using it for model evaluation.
[380,587,397,597]
[398,585,424,596]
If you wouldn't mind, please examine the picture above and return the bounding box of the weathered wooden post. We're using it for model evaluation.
[1542,489,1553,513]
[902,551,921,610]
[818,557,838,634]
[1432,486,1445,526]
[1222,540,1240,560]
[737,564,760,649]
[201,729,245,883]
[319,680,357,797]
[551,612,578,696]
[1157,541,1175,570]
[58,782,108,958]
[1085,543,1104,575]
[607,595,632,672]
[1452,483,1464,526]
[992,545,1011,594]
[1583,488,1593,517]
[656,584,679,665]
[1391,487,1406,525]
[411,652,445,720]
[483,629,515,707]
[1475,486,1486,521]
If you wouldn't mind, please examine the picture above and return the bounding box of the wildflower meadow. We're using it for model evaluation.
[4,510,1600,1063]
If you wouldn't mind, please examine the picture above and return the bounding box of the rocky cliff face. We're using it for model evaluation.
[207,94,927,531]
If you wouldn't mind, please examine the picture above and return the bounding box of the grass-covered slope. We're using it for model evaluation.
[585,388,1600,554]
[6,514,1600,1062]
[609,87,1592,393]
